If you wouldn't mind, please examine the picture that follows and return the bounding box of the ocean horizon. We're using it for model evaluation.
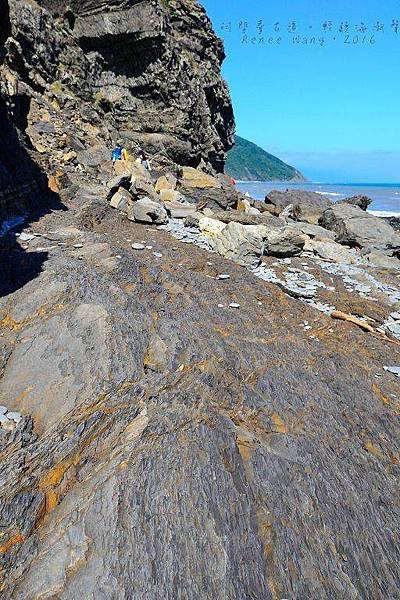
[236,181,400,215]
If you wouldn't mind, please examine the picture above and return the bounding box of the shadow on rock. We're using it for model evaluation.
[0,237,48,297]
[0,94,67,296]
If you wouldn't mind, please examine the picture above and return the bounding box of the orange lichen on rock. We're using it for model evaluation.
[271,413,287,434]
[0,533,26,554]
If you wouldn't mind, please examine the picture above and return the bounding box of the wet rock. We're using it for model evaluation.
[128,198,168,225]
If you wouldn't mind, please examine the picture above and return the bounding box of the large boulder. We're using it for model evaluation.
[289,222,337,241]
[179,167,218,189]
[320,204,400,255]
[106,175,132,201]
[164,201,198,219]
[198,217,227,238]
[213,222,265,267]
[159,189,186,203]
[337,195,372,211]
[211,222,306,267]
[262,227,306,257]
[127,198,168,224]
[155,174,177,193]
[177,167,237,210]
[130,178,160,203]
[365,250,400,270]
[109,188,134,211]
[266,190,332,224]
[304,239,357,264]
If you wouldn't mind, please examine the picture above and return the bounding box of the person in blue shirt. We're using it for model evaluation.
[112,142,128,164]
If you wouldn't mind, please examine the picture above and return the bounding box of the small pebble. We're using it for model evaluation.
[229,303,240,309]
[218,304,224,308]
[146,246,153,250]
[116,255,122,259]
[384,366,400,377]
[132,243,145,250]
[19,232,35,242]
[153,252,163,258]
[73,243,83,249]
[218,274,230,280]
[7,412,22,424]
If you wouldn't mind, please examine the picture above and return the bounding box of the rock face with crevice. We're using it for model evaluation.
[3,0,234,177]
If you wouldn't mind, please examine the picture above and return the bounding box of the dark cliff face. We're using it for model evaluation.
[2,0,234,180]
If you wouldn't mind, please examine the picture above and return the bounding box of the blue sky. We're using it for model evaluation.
[201,0,400,182]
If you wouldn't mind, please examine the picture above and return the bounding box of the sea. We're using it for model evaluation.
[236,182,400,216]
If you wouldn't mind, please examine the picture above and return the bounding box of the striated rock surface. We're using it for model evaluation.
[1,2,400,599]
[1,203,399,599]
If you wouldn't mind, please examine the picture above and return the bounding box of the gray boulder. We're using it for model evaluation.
[262,226,306,257]
[304,239,357,264]
[128,197,168,224]
[337,195,372,211]
[164,201,198,219]
[213,222,264,267]
[130,178,160,203]
[290,221,337,241]
[212,223,306,267]
[109,188,134,211]
[320,204,400,255]
[266,190,332,224]
[212,210,285,228]
[365,250,400,270]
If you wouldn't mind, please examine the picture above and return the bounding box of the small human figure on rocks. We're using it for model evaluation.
[112,142,128,164]
[142,151,151,171]
[136,150,151,170]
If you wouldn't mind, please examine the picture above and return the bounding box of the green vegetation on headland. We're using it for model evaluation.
[226,135,306,182]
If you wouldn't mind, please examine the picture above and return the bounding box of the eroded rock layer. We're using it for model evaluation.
[2,0,234,179]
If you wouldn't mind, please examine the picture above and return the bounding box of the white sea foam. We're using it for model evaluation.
[368,210,400,217]
[315,191,345,197]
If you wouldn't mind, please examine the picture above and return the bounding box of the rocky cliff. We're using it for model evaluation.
[0,0,234,218]
[1,2,400,599]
